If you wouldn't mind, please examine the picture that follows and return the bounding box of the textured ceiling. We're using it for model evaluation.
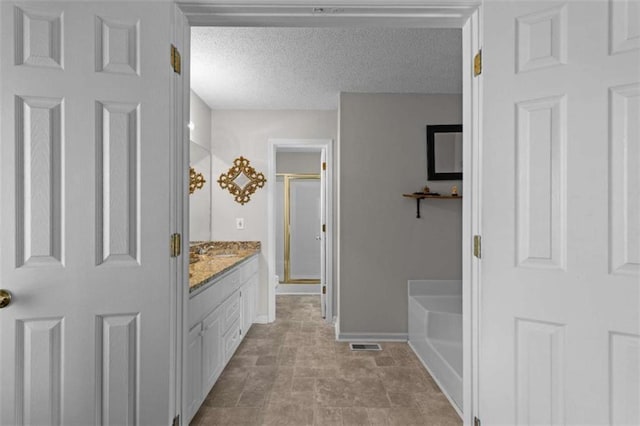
[191,27,461,110]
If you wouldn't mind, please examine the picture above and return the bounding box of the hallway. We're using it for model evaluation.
[190,295,461,425]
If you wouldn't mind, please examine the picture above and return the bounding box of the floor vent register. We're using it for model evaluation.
[349,343,382,351]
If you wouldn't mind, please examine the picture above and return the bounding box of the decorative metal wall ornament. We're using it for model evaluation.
[189,167,206,195]
[217,156,267,205]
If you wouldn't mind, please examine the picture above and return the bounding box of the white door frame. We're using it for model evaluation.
[171,5,190,426]
[175,3,482,425]
[267,139,334,323]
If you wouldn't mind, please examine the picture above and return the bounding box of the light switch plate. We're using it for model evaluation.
[236,218,245,230]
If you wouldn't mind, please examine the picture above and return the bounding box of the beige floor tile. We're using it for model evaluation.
[205,407,262,426]
[278,347,298,364]
[292,377,316,392]
[387,391,420,408]
[376,367,436,393]
[341,407,370,425]
[414,392,461,422]
[386,407,427,426]
[237,389,269,408]
[262,403,314,426]
[337,357,379,378]
[203,389,242,408]
[315,377,391,408]
[373,356,395,367]
[256,355,278,366]
[366,408,391,425]
[268,389,316,407]
[190,295,460,426]
[314,407,343,425]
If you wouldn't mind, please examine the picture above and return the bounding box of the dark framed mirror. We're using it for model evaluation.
[427,124,463,181]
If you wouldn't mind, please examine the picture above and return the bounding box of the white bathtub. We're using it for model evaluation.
[408,280,462,414]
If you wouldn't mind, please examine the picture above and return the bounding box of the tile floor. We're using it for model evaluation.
[190,295,462,426]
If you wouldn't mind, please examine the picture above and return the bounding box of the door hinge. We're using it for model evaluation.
[172,414,180,426]
[474,417,481,426]
[473,235,482,259]
[322,224,326,233]
[170,233,182,257]
[171,44,181,75]
[322,286,327,295]
[322,162,327,171]
[474,49,482,76]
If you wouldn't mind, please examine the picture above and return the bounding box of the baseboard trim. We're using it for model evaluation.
[408,341,463,419]
[336,332,408,342]
[254,315,270,324]
[276,291,321,295]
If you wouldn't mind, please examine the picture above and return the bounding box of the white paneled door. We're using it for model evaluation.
[481,1,639,425]
[0,2,175,425]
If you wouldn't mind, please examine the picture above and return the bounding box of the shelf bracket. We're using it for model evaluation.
[415,198,422,218]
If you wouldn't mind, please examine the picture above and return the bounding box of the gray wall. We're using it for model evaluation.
[339,93,462,335]
[210,109,337,316]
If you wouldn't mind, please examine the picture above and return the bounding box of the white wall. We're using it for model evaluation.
[338,93,462,335]
[210,110,337,316]
[189,90,212,241]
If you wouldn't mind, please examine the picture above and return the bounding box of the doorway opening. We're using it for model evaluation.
[175,5,481,426]
[268,140,333,321]
[275,151,323,293]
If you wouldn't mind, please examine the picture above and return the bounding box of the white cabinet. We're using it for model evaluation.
[241,275,257,339]
[223,319,242,364]
[202,307,223,395]
[186,323,203,422]
[185,256,259,424]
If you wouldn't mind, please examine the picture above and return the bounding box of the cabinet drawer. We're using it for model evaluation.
[223,318,242,363]
[221,291,241,332]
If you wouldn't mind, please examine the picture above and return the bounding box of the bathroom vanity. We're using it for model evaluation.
[185,242,260,423]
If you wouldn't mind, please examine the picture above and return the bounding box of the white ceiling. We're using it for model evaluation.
[191,27,461,111]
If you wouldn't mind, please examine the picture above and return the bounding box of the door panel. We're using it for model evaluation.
[481,1,639,424]
[16,318,63,426]
[96,314,139,426]
[0,2,174,425]
[289,178,321,280]
[15,95,64,267]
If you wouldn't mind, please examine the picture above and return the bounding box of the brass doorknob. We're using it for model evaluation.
[0,289,12,308]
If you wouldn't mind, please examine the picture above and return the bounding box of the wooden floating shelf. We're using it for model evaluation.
[403,193,462,218]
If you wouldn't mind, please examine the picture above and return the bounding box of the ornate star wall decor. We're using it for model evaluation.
[217,156,266,205]
[189,167,206,195]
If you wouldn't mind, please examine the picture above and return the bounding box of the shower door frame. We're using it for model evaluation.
[278,173,322,285]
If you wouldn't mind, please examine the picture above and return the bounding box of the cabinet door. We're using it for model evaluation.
[202,307,224,396]
[186,324,203,423]
[241,277,257,337]
[223,319,242,364]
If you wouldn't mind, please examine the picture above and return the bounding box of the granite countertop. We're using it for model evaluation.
[189,241,260,293]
